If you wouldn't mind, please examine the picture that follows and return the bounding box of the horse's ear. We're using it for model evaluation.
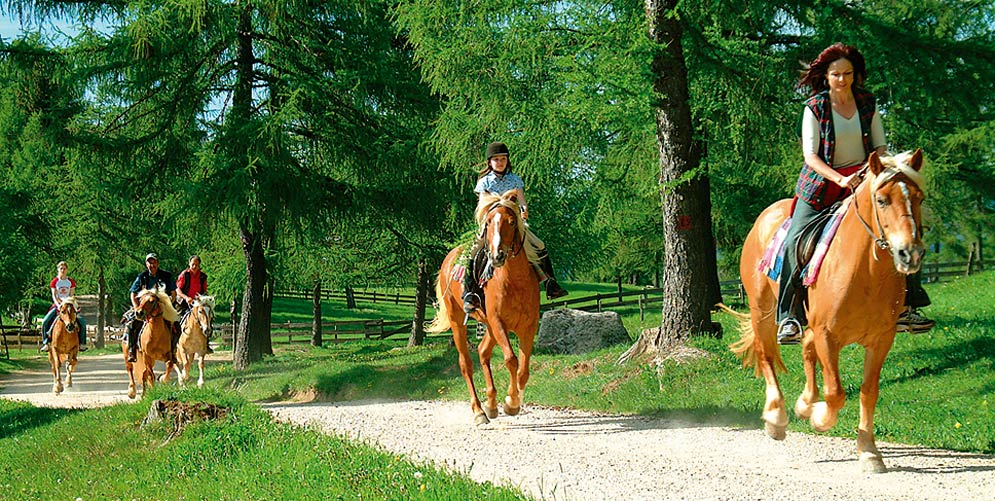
[867,151,885,176]
[909,148,924,172]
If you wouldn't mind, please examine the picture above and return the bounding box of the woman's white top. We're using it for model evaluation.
[801,105,886,168]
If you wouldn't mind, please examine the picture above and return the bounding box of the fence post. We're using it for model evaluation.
[639,294,644,321]
[286,321,292,343]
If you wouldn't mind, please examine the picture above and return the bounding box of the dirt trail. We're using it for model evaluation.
[4,355,995,500]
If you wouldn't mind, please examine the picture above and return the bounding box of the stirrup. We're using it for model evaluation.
[777,318,803,345]
[462,293,480,314]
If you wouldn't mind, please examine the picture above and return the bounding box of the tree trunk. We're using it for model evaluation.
[345,286,356,309]
[408,257,430,347]
[620,0,716,363]
[312,279,322,347]
[95,266,106,349]
[234,224,268,370]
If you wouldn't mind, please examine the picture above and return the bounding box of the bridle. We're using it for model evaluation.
[482,204,524,263]
[58,304,78,332]
[850,163,924,260]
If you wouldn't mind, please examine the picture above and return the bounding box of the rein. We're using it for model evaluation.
[850,165,891,257]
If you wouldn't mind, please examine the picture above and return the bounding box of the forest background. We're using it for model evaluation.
[0,0,992,367]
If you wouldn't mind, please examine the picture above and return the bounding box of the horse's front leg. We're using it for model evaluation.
[795,334,819,419]
[810,332,844,432]
[196,354,205,387]
[476,330,499,419]
[857,341,895,473]
[486,321,521,416]
[514,322,538,409]
[65,356,77,388]
[159,357,175,383]
[50,353,63,394]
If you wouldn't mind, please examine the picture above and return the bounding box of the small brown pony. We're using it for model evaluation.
[177,295,215,387]
[48,297,80,394]
[123,286,180,399]
[427,191,541,426]
[731,150,926,473]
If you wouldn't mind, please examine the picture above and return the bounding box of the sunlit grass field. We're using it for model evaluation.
[1,271,992,499]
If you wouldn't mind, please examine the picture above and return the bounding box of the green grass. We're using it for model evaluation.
[2,272,992,499]
[0,387,526,500]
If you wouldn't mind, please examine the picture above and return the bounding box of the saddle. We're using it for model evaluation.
[452,247,494,311]
[760,200,847,285]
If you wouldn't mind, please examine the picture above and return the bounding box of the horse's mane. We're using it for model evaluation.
[474,191,539,263]
[872,151,926,193]
[138,287,180,323]
[196,295,216,311]
[61,297,79,310]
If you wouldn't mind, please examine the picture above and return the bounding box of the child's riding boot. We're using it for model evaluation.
[461,256,480,314]
[538,253,568,300]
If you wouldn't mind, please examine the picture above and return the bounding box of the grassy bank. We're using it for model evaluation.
[0,387,526,500]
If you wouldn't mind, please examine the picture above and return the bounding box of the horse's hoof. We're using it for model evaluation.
[794,396,813,419]
[764,422,787,440]
[474,412,490,426]
[197,381,204,388]
[859,452,887,473]
[128,388,137,399]
[503,396,521,416]
[53,385,62,394]
[810,402,836,432]
[484,406,498,419]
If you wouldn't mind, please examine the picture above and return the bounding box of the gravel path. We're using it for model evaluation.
[4,354,994,500]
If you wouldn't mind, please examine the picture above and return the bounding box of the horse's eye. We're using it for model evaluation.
[876,196,888,208]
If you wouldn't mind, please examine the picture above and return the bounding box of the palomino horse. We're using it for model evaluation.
[48,297,80,394]
[123,286,179,398]
[427,191,541,426]
[177,295,215,387]
[731,150,925,473]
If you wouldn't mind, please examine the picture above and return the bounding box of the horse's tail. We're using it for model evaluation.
[722,303,786,376]
[425,272,451,334]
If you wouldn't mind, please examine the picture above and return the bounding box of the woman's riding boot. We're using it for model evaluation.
[461,255,480,314]
[538,253,568,300]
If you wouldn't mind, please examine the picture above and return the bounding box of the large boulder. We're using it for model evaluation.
[536,308,630,354]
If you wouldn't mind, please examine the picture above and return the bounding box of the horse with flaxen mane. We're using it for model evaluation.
[177,295,215,387]
[427,191,541,426]
[48,297,80,394]
[730,150,926,472]
[123,285,180,398]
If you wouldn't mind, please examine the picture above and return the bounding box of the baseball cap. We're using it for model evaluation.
[145,253,159,262]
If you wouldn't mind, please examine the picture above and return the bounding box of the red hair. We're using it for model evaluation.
[798,43,868,96]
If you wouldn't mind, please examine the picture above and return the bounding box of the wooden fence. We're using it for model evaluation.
[0,324,43,356]
[219,318,411,345]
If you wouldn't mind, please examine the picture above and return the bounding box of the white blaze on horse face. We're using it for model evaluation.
[490,212,503,257]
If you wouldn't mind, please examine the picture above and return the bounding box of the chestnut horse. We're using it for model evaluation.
[731,150,925,473]
[427,191,541,426]
[123,286,179,398]
[177,295,215,387]
[48,297,80,394]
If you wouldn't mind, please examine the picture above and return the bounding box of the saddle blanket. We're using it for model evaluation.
[758,200,849,286]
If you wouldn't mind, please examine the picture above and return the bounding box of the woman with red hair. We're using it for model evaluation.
[776,43,934,344]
